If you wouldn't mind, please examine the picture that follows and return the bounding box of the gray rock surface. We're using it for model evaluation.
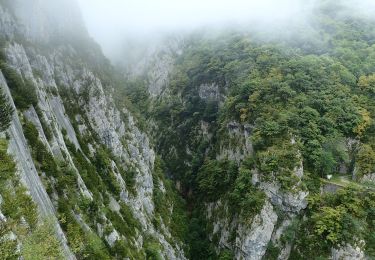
[217,121,254,162]
[331,244,365,260]
[125,36,184,97]
[198,83,221,100]
[10,0,87,43]
[361,173,375,183]
[207,199,278,260]
[235,201,278,260]
[258,180,308,213]
[0,5,18,39]
[0,71,75,260]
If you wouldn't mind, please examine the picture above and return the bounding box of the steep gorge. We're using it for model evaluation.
[0,0,186,259]
[120,3,375,259]
[0,0,375,260]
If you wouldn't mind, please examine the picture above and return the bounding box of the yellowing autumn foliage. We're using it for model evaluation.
[354,108,371,137]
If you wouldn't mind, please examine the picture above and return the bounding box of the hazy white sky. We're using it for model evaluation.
[77,0,316,58]
[77,0,375,61]
[77,0,311,33]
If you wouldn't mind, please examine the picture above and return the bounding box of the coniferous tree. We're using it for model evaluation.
[0,88,13,132]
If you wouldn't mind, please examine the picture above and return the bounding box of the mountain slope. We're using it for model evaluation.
[122,1,375,259]
[0,1,187,259]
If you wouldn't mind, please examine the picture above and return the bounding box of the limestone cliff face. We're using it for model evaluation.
[0,57,75,260]
[0,1,186,259]
[207,200,278,260]
[217,121,254,162]
[7,0,86,43]
[124,36,184,98]
[205,162,307,259]
[331,243,365,260]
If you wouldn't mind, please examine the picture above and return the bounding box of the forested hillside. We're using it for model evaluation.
[122,1,375,259]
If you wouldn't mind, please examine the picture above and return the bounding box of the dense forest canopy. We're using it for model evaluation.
[125,0,375,183]
[121,0,375,258]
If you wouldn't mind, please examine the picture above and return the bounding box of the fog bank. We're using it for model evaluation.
[77,0,375,62]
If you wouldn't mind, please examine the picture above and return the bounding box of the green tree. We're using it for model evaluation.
[22,221,63,260]
[0,88,13,132]
[358,74,375,94]
[197,160,238,201]
[0,221,18,260]
[229,168,265,218]
[0,65,38,110]
[356,144,375,178]
[312,206,346,244]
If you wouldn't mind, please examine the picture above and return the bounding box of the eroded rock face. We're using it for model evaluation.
[217,121,254,162]
[209,124,308,259]
[235,201,278,260]
[9,0,87,43]
[125,36,184,97]
[258,180,308,213]
[207,200,238,251]
[207,199,278,260]
[361,173,375,183]
[331,244,365,260]
[0,72,75,260]
[271,218,293,260]
[23,107,52,153]
[198,83,221,101]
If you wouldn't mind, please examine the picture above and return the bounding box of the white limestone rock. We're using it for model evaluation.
[217,121,254,162]
[331,244,365,260]
[207,199,278,260]
[106,230,120,247]
[259,180,308,213]
[0,71,75,260]
[235,201,278,260]
[198,83,221,100]
[361,173,375,183]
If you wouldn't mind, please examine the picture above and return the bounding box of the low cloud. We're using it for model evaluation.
[77,0,375,61]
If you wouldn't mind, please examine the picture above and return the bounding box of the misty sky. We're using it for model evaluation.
[77,0,375,61]
[78,0,311,33]
[77,0,316,58]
